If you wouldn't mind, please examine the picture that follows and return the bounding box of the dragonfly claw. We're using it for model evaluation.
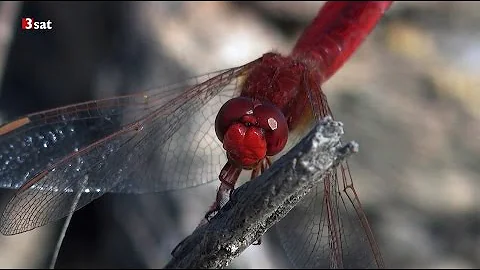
[204,206,220,221]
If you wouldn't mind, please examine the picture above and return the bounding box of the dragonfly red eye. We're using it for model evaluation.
[215,97,259,142]
[215,97,288,168]
[253,103,288,156]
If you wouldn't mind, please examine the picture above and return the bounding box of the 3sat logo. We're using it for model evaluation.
[21,18,53,30]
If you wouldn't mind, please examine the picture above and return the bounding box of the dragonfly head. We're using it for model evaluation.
[215,97,288,169]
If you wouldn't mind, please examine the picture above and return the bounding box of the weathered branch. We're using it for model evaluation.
[164,116,359,269]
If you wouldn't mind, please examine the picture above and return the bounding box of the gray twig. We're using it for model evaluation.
[165,116,359,269]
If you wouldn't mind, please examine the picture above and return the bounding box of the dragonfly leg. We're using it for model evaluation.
[204,182,232,220]
[262,157,271,173]
[204,202,219,221]
[203,161,242,221]
[251,166,260,179]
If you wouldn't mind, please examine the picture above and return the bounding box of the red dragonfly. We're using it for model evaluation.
[0,1,393,268]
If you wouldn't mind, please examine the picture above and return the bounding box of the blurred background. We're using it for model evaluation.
[0,1,479,268]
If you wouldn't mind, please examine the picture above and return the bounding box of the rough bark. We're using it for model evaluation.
[165,116,359,269]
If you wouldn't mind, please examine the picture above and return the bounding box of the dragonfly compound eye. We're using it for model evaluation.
[253,103,288,156]
[215,97,288,168]
[215,97,258,142]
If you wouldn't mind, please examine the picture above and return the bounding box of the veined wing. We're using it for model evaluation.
[275,78,384,268]
[0,58,259,235]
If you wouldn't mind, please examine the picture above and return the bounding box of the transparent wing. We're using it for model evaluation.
[0,66,247,191]
[275,81,384,268]
[276,167,384,269]
[0,59,258,235]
